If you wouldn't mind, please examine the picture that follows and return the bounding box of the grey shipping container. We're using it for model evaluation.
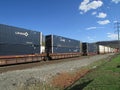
[0,24,44,56]
[0,24,41,45]
[47,46,80,53]
[82,43,97,55]
[46,35,81,53]
[0,43,40,56]
[46,35,80,48]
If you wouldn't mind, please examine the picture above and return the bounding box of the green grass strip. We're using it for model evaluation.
[66,54,120,90]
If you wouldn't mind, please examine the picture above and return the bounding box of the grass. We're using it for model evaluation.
[66,54,120,90]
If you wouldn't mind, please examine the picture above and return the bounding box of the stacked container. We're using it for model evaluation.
[45,35,81,53]
[82,43,97,55]
[0,24,44,56]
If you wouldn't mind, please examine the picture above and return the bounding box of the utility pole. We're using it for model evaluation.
[114,21,120,52]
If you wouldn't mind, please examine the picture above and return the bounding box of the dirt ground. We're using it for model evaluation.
[51,69,90,88]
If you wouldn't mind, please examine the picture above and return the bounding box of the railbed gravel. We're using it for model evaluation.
[0,53,114,90]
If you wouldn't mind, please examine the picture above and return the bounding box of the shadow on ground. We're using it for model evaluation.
[65,79,93,90]
[117,65,120,68]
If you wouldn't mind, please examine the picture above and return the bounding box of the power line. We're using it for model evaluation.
[114,21,120,52]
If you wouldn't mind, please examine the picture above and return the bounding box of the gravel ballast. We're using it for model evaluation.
[0,53,114,90]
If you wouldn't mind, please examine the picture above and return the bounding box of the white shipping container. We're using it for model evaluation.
[105,46,108,53]
[108,47,111,53]
[99,45,105,54]
[40,46,45,53]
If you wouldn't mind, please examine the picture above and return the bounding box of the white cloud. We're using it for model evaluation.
[97,20,110,25]
[112,0,120,4]
[86,26,104,30]
[79,0,103,13]
[86,27,97,30]
[92,11,97,15]
[107,33,118,40]
[96,12,107,18]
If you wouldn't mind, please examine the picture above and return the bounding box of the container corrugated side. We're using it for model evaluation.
[0,43,40,56]
[0,24,41,45]
[104,46,109,53]
[52,35,80,48]
[53,47,80,53]
[82,43,97,55]
[98,45,105,54]
[45,35,81,54]
[87,43,97,53]
[45,35,80,48]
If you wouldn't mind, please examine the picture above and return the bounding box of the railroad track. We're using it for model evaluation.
[0,53,116,74]
[0,56,90,73]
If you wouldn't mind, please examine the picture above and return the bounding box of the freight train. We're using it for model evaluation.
[0,24,117,65]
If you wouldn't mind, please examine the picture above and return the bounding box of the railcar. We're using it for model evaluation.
[0,24,117,66]
[45,35,82,59]
[0,24,46,65]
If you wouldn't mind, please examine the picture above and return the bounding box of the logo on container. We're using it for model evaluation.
[15,32,29,37]
[60,38,65,42]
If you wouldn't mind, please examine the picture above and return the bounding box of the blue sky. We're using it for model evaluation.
[0,0,120,42]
